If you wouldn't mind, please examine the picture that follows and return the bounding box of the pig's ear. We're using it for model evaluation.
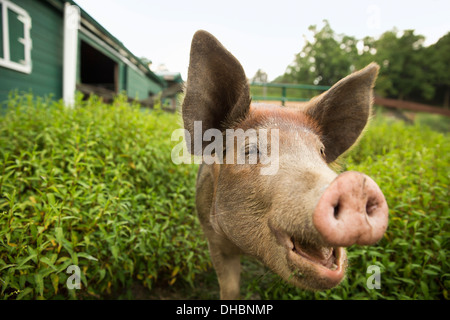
[305,63,379,163]
[182,30,251,155]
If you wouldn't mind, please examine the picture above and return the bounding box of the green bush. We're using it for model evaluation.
[1,94,448,300]
[0,93,209,299]
[341,116,449,299]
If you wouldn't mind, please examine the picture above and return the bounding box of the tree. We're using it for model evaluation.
[371,30,434,101]
[282,20,358,86]
[251,69,268,83]
[426,32,450,107]
[252,69,269,97]
[279,22,448,107]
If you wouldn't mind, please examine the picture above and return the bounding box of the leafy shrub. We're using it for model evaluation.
[414,113,450,134]
[1,93,448,300]
[0,94,209,299]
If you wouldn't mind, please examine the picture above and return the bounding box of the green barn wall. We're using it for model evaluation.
[120,62,127,92]
[1,0,164,106]
[0,0,63,103]
[126,67,162,100]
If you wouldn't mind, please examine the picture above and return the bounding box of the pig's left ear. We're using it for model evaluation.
[305,63,379,163]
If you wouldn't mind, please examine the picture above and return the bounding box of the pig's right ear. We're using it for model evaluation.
[182,30,251,155]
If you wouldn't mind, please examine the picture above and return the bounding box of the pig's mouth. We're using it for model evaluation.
[288,236,346,287]
[291,237,338,269]
[269,222,346,288]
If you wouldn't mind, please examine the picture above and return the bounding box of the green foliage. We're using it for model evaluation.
[428,32,450,88]
[414,113,450,134]
[282,20,358,86]
[281,21,450,106]
[425,32,450,107]
[0,94,448,300]
[367,30,433,101]
[0,93,209,299]
[342,116,448,299]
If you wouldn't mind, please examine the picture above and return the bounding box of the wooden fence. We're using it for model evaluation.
[250,82,450,117]
[373,96,450,117]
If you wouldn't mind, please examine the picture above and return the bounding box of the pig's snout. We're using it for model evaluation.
[313,171,388,247]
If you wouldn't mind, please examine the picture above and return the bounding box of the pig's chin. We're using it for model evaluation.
[270,224,347,290]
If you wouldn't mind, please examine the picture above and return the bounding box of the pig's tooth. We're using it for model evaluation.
[322,247,333,260]
[289,236,295,250]
[331,264,338,271]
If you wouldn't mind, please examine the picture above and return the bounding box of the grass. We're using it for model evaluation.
[250,85,325,102]
[414,113,450,133]
[0,93,209,299]
[0,93,448,300]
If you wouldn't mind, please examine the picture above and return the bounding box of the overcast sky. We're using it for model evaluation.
[74,0,450,81]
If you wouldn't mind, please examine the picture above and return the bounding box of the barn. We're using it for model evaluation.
[0,0,172,107]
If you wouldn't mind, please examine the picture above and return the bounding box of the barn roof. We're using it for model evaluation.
[45,0,166,87]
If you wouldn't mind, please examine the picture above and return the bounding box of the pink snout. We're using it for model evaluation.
[313,171,389,247]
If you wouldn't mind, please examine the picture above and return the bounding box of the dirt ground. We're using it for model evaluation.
[252,100,308,108]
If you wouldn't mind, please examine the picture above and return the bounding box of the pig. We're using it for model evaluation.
[181,30,389,300]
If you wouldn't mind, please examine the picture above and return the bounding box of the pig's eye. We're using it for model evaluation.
[245,144,259,156]
[320,146,326,158]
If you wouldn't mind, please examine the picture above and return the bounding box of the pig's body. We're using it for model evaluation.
[183,30,389,299]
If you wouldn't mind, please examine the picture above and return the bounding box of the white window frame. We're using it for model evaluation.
[0,0,32,74]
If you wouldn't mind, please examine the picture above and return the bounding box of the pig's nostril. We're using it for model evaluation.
[333,204,340,220]
[366,199,378,216]
[366,205,378,216]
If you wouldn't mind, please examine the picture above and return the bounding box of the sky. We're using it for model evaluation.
[74,0,450,82]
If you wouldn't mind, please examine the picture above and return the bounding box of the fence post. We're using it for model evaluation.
[281,86,286,106]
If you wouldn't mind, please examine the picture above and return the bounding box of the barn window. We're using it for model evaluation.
[0,0,32,74]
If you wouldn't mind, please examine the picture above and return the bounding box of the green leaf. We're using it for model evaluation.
[394,277,416,286]
[420,281,429,298]
[40,257,57,270]
[0,264,17,272]
[51,274,59,295]
[16,287,33,300]
[97,269,106,283]
[77,253,98,261]
[111,245,119,260]
[18,254,37,268]
[70,251,79,266]
[56,259,73,273]
[35,273,44,297]
[55,227,64,245]
[47,193,56,206]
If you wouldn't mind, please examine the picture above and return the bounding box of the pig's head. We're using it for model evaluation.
[182,30,388,291]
